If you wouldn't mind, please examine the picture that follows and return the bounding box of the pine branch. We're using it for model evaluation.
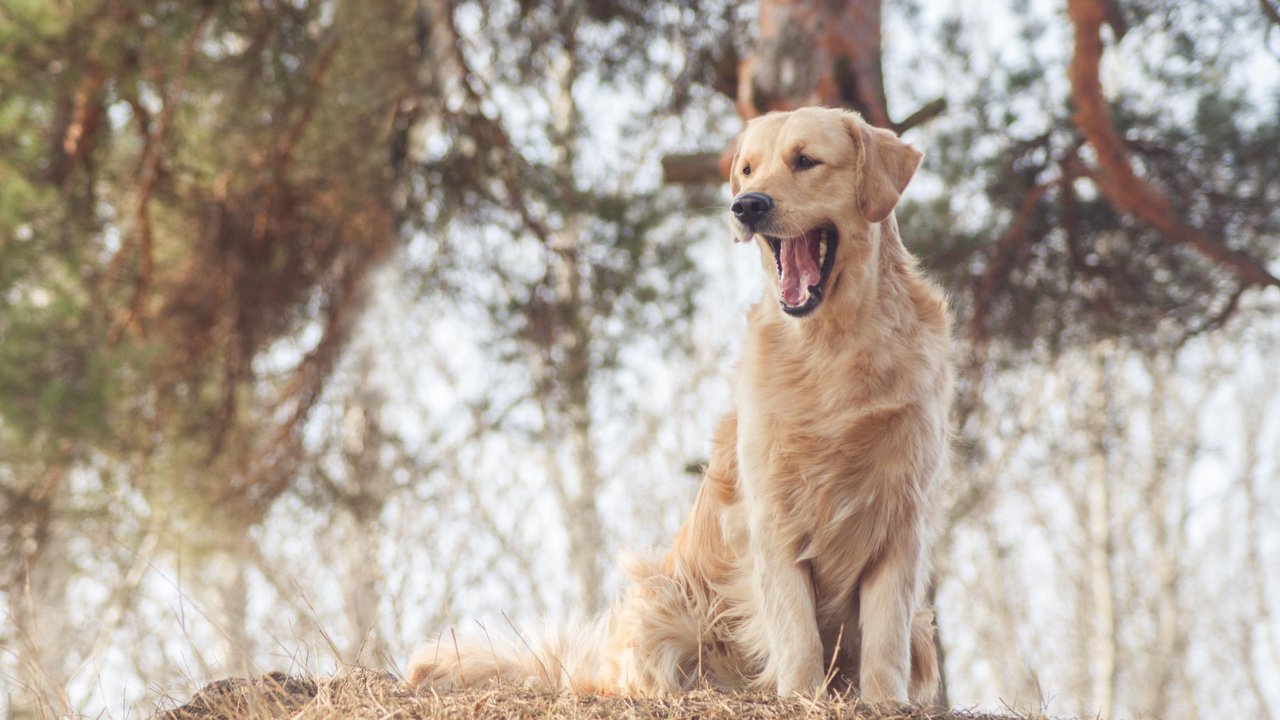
[107,4,217,344]
[969,182,1054,343]
[252,37,342,249]
[426,0,553,245]
[1067,0,1280,291]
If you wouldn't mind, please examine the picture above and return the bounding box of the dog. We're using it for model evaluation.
[406,106,951,705]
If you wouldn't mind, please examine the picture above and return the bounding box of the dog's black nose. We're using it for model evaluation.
[731,192,774,227]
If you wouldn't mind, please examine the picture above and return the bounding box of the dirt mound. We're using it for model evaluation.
[155,668,1044,719]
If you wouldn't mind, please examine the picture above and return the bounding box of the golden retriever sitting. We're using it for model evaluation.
[407,106,951,705]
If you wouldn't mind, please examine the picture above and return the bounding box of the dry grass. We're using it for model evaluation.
[152,668,1052,720]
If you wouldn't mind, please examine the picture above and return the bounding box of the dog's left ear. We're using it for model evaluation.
[848,118,923,223]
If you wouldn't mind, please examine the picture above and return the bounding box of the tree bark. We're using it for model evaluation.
[666,0,944,184]
[739,0,890,125]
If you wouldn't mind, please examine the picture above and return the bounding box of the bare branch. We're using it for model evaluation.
[661,152,725,185]
[1262,0,1280,28]
[892,98,947,135]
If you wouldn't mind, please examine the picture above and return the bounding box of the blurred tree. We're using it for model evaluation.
[0,0,743,701]
[396,0,739,614]
[0,0,419,698]
[913,0,1280,351]
[737,0,949,130]
[936,306,1280,718]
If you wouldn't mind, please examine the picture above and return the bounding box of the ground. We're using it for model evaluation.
[152,669,1052,719]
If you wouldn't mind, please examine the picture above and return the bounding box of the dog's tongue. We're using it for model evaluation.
[780,232,822,305]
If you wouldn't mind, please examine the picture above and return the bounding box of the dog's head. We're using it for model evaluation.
[728,107,922,317]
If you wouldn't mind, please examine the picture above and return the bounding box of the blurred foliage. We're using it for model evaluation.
[0,0,1275,605]
[0,0,1274,548]
[0,0,743,569]
[903,0,1280,353]
[0,1,419,560]
[392,0,744,458]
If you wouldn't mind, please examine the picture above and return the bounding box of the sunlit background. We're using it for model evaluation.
[1,0,1278,717]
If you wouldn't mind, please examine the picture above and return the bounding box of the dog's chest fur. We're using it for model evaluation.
[732,299,948,617]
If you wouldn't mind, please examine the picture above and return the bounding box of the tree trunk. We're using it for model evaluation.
[11,491,72,719]
[339,402,389,665]
[205,539,253,678]
[548,5,607,616]
[339,508,386,665]
[1085,345,1118,719]
[1238,361,1280,720]
[1142,358,1188,718]
[666,0,947,187]
[738,0,890,125]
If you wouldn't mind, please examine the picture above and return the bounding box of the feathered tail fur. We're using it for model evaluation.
[405,613,610,692]
[404,554,940,703]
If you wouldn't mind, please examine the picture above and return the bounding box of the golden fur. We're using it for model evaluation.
[406,107,952,705]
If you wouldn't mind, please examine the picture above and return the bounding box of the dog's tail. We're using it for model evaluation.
[405,614,610,692]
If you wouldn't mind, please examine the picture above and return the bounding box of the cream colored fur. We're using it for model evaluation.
[406,107,952,706]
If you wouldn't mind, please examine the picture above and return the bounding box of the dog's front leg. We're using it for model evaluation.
[738,434,825,695]
[746,525,825,694]
[858,523,922,704]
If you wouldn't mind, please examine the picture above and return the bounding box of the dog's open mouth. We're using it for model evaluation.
[765,227,838,317]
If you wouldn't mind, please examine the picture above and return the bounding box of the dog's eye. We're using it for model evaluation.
[796,154,818,169]
[742,164,751,176]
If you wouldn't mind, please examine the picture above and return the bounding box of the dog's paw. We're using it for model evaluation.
[858,670,910,706]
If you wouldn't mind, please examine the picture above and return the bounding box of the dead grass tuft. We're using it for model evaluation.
[152,668,1055,720]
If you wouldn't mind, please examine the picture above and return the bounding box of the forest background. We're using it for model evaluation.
[1,0,1278,717]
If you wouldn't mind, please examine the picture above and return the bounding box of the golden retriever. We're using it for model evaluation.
[407,106,951,705]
